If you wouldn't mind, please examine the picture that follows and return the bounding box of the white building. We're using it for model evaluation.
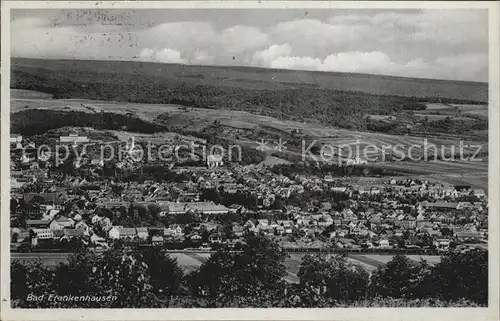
[10,135,23,149]
[31,228,54,240]
[60,133,89,144]
[207,154,224,168]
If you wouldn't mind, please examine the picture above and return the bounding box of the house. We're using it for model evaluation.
[232,225,244,237]
[243,220,256,230]
[108,227,120,239]
[151,235,164,244]
[61,228,85,240]
[161,202,229,216]
[59,132,89,144]
[136,227,149,240]
[165,224,184,238]
[337,238,356,248]
[454,185,471,192]
[75,221,90,235]
[457,202,473,210]
[420,201,459,211]
[208,232,223,243]
[91,158,104,167]
[189,233,202,243]
[207,154,224,168]
[257,219,269,227]
[379,239,391,248]
[318,214,333,227]
[472,189,486,198]
[50,216,75,231]
[117,227,138,239]
[30,228,54,240]
[275,225,285,235]
[123,189,143,201]
[434,238,451,248]
[96,201,129,210]
[456,231,479,241]
[24,192,62,205]
[425,228,442,237]
[10,135,23,149]
[26,219,51,229]
[90,234,108,246]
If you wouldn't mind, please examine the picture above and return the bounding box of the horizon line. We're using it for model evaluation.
[11,56,489,85]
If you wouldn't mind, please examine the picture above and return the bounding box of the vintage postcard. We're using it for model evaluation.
[1,1,499,320]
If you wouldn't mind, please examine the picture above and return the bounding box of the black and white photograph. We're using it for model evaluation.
[1,2,499,320]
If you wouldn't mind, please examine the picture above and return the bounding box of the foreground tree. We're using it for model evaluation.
[141,246,184,297]
[187,233,288,303]
[298,254,370,303]
[369,254,435,300]
[433,249,487,304]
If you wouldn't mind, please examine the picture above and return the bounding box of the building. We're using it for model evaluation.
[96,201,129,209]
[26,219,51,229]
[61,228,85,240]
[30,228,54,240]
[108,227,120,239]
[160,202,229,216]
[10,135,23,149]
[117,227,138,239]
[50,216,75,230]
[207,154,224,168]
[472,189,486,198]
[59,133,89,144]
[136,227,149,240]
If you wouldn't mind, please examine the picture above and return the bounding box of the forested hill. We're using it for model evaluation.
[12,58,487,102]
[11,58,487,132]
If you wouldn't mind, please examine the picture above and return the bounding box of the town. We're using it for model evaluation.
[10,131,488,256]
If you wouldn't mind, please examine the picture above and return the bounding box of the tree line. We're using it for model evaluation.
[10,65,442,133]
[11,234,487,308]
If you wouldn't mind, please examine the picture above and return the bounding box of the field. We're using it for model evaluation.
[412,102,488,121]
[14,88,487,149]
[10,89,488,189]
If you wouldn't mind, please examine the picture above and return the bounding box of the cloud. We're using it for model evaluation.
[433,53,488,81]
[192,51,215,64]
[251,44,292,66]
[249,45,486,81]
[10,10,489,81]
[329,10,488,46]
[139,47,187,64]
[220,25,269,53]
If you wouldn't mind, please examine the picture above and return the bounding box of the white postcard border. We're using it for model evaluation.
[1,1,499,320]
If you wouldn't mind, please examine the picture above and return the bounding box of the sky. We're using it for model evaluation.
[10,9,489,82]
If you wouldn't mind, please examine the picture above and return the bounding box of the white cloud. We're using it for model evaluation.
[433,53,488,81]
[138,47,187,64]
[192,51,215,64]
[154,48,187,64]
[221,25,269,53]
[329,10,488,46]
[251,44,292,66]
[270,19,365,46]
[249,45,486,81]
[10,10,488,81]
[138,48,155,60]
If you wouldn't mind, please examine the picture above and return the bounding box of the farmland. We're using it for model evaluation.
[10,89,488,189]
